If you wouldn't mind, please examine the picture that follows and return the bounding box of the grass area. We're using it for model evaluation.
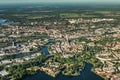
[12,14,54,19]
[60,13,80,18]
[27,13,97,19]
[10,11,119,19]
[27,15,54,19]
[27,66,40,71]
[94,11,112,14]
[12,14,29,17]
[80,14,98,17]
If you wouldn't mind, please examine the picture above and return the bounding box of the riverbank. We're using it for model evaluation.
[24,63,104,80]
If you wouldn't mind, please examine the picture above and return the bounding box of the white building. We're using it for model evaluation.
[0,70,9,76]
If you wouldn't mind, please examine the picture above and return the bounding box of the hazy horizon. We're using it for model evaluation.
[0,0,120,4]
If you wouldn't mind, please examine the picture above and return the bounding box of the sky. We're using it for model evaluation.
[0,0,120,3]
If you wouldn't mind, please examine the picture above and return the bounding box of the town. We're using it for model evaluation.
[0,3,120,80]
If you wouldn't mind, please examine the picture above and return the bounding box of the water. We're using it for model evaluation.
[24,63,104,80]
[0,19,15,24]
[41,45,49,55]
[15,52,35,58]
[41,41,53,55]
[25,42,104,80]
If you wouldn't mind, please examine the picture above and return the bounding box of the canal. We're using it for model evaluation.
[24,63,103,80]
[24,43,104,80]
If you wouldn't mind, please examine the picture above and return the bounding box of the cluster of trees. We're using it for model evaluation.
[48,37,104,76]
[1,54,16,61]
[53,55,84,76]
[2,54,47,80]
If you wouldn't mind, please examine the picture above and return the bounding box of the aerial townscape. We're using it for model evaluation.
[0,1,120,80]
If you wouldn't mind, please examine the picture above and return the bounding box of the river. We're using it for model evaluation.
[0,18,15,24]
[24,43,104,80]
[24,63,103,80]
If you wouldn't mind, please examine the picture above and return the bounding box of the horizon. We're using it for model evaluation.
[0,0,120,4]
